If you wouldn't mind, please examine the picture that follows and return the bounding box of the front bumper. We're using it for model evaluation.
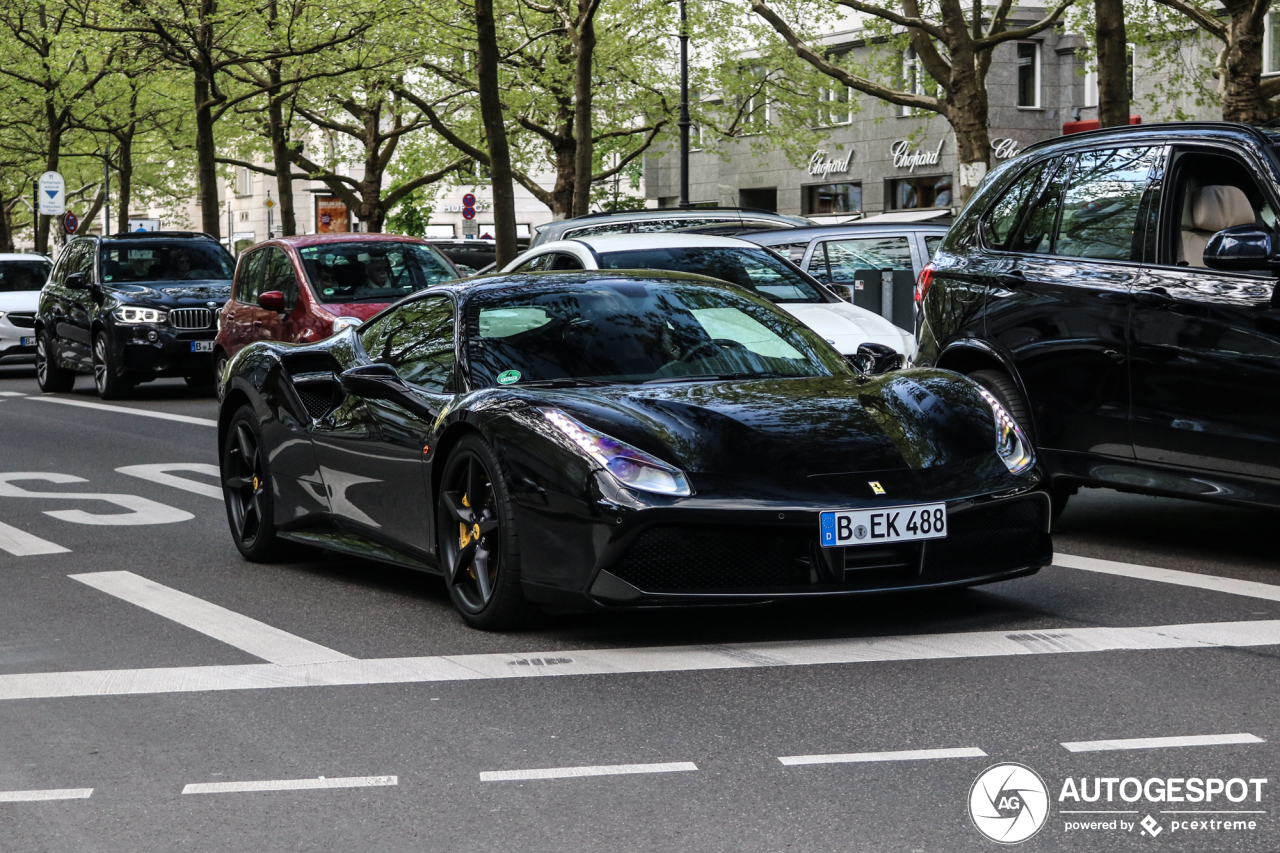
[114,322,217,377]
[0,314,37,363]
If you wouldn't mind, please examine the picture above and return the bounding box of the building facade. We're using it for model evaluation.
[645,27,1104,218]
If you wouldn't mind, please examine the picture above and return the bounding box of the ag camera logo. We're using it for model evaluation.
[969,763,1050,844]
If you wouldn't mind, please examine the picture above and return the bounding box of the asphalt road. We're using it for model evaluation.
[0,362,1277,852]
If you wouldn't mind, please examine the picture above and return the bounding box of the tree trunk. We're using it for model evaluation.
[193,73,222,238]
[1221,0,1267,124]
[476,0,519,266]
[571,11,597,217]
[0,200,15,253]
[947,46,991,207]
[116,135,133,234]
[267,73,298,236]
[1095,0,1129,127]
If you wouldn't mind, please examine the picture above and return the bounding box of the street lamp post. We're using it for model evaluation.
[678,0,691,209]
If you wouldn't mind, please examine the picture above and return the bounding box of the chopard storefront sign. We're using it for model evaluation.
[890,138,945,171]
[991,138,1021,160]
[808,149,853,177]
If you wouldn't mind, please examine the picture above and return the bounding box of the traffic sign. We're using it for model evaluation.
[462,193,476,207]
[264,198,276,209]
[462,207,476,220]
[37,171,65,216]
[461,220,479,237]
[62,211,78,234]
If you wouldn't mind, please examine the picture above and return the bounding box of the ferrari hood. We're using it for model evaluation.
[781,302,914,356]
[533,371,994,478]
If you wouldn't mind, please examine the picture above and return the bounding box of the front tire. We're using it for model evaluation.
[93,332,133,400]
[222,405,289,562]
[35,330,75,392]
[436,434,533,630]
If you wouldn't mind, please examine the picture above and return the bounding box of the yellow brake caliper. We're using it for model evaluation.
[458,495,482,580]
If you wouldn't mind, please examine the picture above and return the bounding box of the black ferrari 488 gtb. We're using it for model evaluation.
[218,271,1051,629]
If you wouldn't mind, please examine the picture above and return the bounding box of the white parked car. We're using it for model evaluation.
[0,253,52,366]
[498,234,914,356]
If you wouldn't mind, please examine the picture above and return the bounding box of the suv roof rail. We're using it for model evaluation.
[105,230,220,240]
[1021,120,1274,154]
[565,206,786,223]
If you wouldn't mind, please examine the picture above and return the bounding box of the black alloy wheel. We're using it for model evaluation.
[35,330,75,392]
[967,367,1071,522]
[93,332,132,400]
[222,405,287,561]
[436,434,532,630]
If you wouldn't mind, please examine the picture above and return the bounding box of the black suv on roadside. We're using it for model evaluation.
[917,122,1280,518]
[35,232,237,398]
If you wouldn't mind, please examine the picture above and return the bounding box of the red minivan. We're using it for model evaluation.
[213,234,459,396]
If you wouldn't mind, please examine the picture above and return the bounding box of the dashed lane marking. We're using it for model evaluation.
[69,571,353,666]
[0,391,26,396]
[116,463,221,499]
[182,775,396,794]
[480,762,697,782]
[2,616,1280,702]
[0,788,92,802]
[1057,553,1280,603]
[1061,733,1264,753]
[30,396,217,427]
[0,519,69,556]
[778,747,987,766]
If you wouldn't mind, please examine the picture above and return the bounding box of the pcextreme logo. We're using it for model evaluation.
[969,763,1050,844]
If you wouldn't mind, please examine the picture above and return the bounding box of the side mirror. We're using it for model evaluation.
[259,290,285,312]
[65,272,88,290]
[339,363,406,400]
[1204,225,1274,271]
[848,342,904,376]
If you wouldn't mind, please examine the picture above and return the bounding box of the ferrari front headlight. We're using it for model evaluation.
[977,388,1035,474]
[540,408,692,496]
[113,307,167,324]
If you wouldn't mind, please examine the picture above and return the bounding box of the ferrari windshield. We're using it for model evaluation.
[467,278,850,386]
[595,246,827,304]
[299,242,457,303]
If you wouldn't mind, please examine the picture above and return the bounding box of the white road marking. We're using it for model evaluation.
[0,391,26,396]
[0,788,92,802]
[480,762,697,782]
[2,616,1279,702]
[116,463,221,499]
[69,571,352,666]
[0,473,193,526]
[30,396,217,427]
[0,519,69,556]
[182,775,396,794]
[778,747,987,766]
[1056,553,1280,603]
[1062,733,1264,753]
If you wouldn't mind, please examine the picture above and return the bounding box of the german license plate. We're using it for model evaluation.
[20,336,34,347]
[190,341,214,353]
[820,503,947,547]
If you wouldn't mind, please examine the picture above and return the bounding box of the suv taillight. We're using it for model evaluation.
[915,263,936,303]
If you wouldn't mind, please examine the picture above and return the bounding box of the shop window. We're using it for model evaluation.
[1017,43,1040,108]
[888,175,952,210]
[740,187,778,212]
[803,182,862,216]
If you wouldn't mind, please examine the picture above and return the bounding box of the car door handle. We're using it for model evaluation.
[996,272,1027,287]
[1135,287,1172,304]
[252,320,263,327]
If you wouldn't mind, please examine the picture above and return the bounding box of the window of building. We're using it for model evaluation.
[1267,12,1280,74]
[740,187,778,212]
[1017,43,1040,108]
[888,175,952,210]
[803,182,862,216]
[1084,46,1136,107]
[816,85,851,127]
[901,47,925,116]
[235,166,253,197]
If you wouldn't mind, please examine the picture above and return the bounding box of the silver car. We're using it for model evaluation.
[0,253,52,365]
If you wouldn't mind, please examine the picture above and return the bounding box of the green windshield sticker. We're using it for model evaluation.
[497,370,521,385]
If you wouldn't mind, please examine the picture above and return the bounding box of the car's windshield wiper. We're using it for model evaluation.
[514,377,609,388]
[641,372,792,384]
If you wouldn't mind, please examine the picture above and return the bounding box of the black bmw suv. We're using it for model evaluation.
[917,122,1280,518]
[35,232,236,398]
